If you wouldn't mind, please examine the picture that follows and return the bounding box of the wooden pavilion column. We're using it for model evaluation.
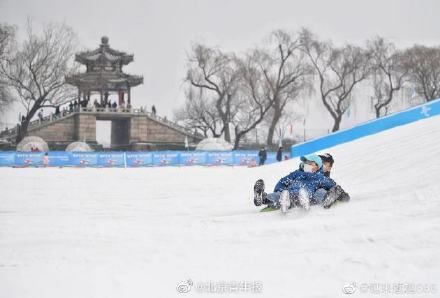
[128,87,131,106]
[118,90,124,106]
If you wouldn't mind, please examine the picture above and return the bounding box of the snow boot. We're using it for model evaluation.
[253,179,266,206]
[297,188,311,210]
[279,190,291,213]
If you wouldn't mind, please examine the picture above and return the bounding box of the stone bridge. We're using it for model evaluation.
[1,107,203,150]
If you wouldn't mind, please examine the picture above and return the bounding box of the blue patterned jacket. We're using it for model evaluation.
[273,170,336,197]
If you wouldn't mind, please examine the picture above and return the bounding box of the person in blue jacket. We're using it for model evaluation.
[253,154,349,212]
[310,153,335,203]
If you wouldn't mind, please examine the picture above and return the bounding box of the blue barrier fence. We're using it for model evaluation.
[0,150,283,167]
[290,98,440,158]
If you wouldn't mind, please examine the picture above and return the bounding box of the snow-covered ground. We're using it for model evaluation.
[1,116,440,298]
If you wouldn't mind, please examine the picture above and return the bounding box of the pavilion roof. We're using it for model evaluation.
[65,71,143,90]
[75,36,134,65]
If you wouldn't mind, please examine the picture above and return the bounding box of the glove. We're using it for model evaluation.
[322,185,350,208]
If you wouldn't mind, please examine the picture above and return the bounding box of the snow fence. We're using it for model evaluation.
[0,150,286,167]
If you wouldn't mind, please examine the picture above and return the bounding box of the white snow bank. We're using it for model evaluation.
[1,116,440,298]
[65,141,93,152]
[16,136,49,152]
[195,137,233,151]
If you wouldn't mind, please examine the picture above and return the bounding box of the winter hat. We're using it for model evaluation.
[300,154,323,169]
[319,153,334,166]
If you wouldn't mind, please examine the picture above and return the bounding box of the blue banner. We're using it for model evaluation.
[0,151,15,166]
[15,152,44,167]
[233,151,258,166]
[0,150,289,167]
[179,152,207,166]
[206,152,234,166]
[126,152,153,167]
[152,151,180,166]
[97,152,126,167]
[48,151,71,167]
[266,152,279,164]
[70,152,98,167]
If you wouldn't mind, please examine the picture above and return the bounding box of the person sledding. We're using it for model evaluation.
[253,154,350,212]
[312,153,335,202]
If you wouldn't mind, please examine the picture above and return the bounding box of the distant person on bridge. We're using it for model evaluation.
[38,109,44,122]
[152,105,157,116]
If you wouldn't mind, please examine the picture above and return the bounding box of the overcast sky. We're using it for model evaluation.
[1,0,439,129]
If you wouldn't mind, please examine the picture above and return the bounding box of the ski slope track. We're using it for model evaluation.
[1,116,440,298]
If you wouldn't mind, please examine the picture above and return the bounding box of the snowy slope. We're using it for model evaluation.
[1,116,440,298]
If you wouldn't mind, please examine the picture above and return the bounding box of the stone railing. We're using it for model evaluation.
[0,108,78,138]
[0,106,204,140]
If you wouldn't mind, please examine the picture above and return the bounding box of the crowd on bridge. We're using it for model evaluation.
[1,97,159,137]
[26,99,157,123]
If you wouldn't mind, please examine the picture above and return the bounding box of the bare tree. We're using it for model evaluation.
[300,29,371,132]
[273,103,302,146]
[0,85,12,114]
[403,45,440,102]
[0,23,15,113]
[256,30,313,146]
[368,37,408,118]
[174,87,223,137]
[229,53,274,149]
[186,44,240,142]
[0,21,78,143]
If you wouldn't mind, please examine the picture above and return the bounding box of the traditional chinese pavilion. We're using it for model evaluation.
[66,36,143,106]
